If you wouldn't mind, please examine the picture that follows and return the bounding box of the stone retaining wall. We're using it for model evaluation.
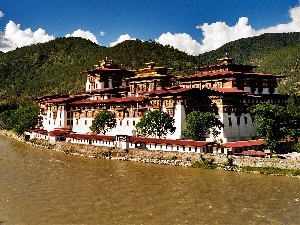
[205,154,300,170]
[29,138,300,170]
[1,130,300,170]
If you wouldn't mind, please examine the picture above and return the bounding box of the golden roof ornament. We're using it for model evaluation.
[145,61,156,69]
[218,53,235,65]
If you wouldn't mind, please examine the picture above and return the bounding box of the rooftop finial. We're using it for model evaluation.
[218,53,235,65]
[145,61,156,69]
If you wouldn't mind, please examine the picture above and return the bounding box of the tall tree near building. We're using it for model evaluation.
[135,110,176,138]
[287,94,300,114]
[8,101,41,136]
[182,111,224,141]
[90,110,117,135]
[250,102,300,151]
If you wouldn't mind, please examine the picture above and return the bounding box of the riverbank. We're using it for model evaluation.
[1,129,300,177]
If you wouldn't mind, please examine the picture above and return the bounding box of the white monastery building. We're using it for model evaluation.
[36,55,287,146]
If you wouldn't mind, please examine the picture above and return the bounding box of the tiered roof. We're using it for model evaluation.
[83,58,123,73]
[145,86,193,96]
[178,54,285,82]
[70,96,146,106]
[86,87,128,94]
[37,94,90,104]
[127,61,171,81]
[177,71,285,82]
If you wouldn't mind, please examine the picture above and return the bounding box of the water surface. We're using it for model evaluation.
[0,135,299,224]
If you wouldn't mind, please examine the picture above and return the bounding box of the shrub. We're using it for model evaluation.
[192,159,218,169]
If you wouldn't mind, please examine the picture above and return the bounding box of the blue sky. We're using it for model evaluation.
[0,0,300,55]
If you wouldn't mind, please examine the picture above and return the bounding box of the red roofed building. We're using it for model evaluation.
[37,55,288,144]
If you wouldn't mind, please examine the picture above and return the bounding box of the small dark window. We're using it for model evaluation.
[228,118,232,126]
[244,117,247,124]
[237,117,240,125]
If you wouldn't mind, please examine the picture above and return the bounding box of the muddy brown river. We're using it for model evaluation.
[0,135,299,224]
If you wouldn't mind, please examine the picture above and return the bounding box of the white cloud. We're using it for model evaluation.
[65,29,98,44]
[1,5,300,55]
[258,6,300,33]
[110,34,136,46]
[157,5,300,55]
[156,32,201,56]
[197,17,256,54]
[1,20,54,52]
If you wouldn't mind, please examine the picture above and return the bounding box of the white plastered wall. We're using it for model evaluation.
[222,112,257,142]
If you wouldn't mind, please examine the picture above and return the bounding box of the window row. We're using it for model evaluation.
[228,116,253,126]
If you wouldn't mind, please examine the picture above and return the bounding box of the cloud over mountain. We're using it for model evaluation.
[65,29,98,44]
[156,5,300,55]
[0,5,300,54]
[109,34,136,47]
[1,20,54,52]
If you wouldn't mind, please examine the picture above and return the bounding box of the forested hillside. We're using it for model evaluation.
[196,32,300,66]
[255,43,300,94]
[0,38,107,101]
[107,40,195,74]
[0,37,195,102]
[0,32,300,104]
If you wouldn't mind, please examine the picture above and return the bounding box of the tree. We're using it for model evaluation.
[8,101,41,136]
[135,110,175,138]
[250,102,300,151]
[182,111,224,141]
[90,110,117,135]
[287,94,300,114]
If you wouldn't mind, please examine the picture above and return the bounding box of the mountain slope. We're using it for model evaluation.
[196,32,300,65]
[254,43,300,94]
[0,37,107,100]
[1,33,300,103]
[0,38,193,102]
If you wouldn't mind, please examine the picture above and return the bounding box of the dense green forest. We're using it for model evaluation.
[0,32,300,104]
[197,32,300,65]
[254,43,300,94]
